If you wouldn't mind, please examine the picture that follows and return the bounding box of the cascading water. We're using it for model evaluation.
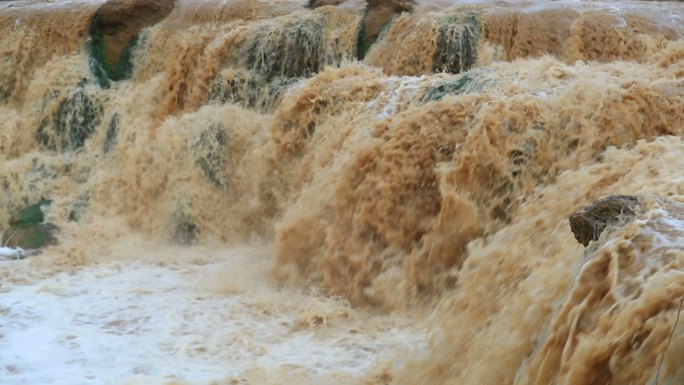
[1,0,684,384]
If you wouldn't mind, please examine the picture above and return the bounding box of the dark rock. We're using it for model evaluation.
[366,0,414,40]
[192,123,228,189]
[569,195,640,246]
[422,74,473,102]
[357,0,414,59]
[89,0,176,86]
[2,223,59,250]
[421,68,493,102]
[3,200,59,250]
[36,88,104,152]
[8,199,52,227]
[103,113,120,154]
[208,72,297,113]
[432,13,479,74]
[172,211,197,246]
[68,196,90,222]
[307,0,346,7]
[0,76,15,103]
[247,17,324,79]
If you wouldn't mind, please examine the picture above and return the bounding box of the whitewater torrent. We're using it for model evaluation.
[1,246,425,384]
[1,0,684,384]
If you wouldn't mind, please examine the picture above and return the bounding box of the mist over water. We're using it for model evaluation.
[1,0,684,383]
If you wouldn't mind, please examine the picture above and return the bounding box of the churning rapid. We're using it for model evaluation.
[1,0,684,383]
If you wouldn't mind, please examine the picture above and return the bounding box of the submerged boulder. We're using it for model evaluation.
[172,210,197,246]
[208,71,297,113]
[569,195,640,246]
[89,0,176,86]
[420,70,494,102]
[247,17,326,79]
[2,200,59,250]
[192,123,228,189]
[307,0,346,7]
[36,86,104,152]
[431,13,479,74]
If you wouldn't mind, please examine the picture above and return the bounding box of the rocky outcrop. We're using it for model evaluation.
[306,0,415,59]
[89,0,176,86]
[569,195,640,246]
[364,0,414,40]
[2,200,59,250]
[358,0,415,58]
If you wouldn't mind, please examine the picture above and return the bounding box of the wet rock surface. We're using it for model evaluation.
[2,223,59,250]
[307,0,414,59]
[307,0,346,8]
[247,17,326,79]
[569,195,640,246]
[208,72,297,113]
[360,0,415,58]
[432,13,479,74]
[192,123,228,189]
[172,210,198,246]
[36,87,104,152]
[2,200,59,250]
[90,0,176,85]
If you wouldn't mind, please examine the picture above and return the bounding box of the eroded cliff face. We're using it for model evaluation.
[2,0,684,384]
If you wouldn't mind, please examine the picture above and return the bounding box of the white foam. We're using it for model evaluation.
[0,256,426,384]
[0,247,25,260]
[367,76,424,119]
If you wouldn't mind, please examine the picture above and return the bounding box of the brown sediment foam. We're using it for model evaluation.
[396,140,684,385]
[367,2,684,75]
[145,6,360,120]
[522,196,684,385]
[0,0,683,295]
[273,54,684,307]
[481,7,682,63]
[271,64,387,158]
[0,3,98,105]
[482,7,578,60]
[364,12,449,75]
